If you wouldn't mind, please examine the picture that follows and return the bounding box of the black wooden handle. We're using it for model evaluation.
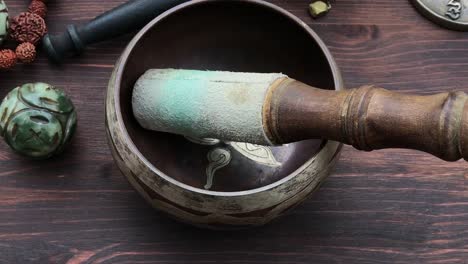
[42,0,187,63]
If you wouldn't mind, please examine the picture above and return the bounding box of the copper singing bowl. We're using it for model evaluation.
[106,0,343,228]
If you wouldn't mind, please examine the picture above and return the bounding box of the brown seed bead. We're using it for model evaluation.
[0,49,17,69]
[9,12,47,45]
[28,0,47,18]
[15,42,36,63]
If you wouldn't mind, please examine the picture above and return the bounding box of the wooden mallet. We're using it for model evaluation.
[132,69,468,162]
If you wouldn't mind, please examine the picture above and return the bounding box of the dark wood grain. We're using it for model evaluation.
[0,0,466,263]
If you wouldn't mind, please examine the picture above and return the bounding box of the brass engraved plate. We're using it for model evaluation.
[411,0,468,30]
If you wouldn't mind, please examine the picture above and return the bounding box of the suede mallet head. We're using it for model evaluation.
[132,69,287,145]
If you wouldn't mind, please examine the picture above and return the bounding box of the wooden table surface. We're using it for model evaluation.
[0,0,467,263]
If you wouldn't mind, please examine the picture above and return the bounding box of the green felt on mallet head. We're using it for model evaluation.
[132,69,287,145]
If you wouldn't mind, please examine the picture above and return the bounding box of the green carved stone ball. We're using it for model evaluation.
[0,83,77,159]
[0,0,8,46]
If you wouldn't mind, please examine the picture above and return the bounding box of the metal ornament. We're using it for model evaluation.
[309,1,331,18]
[0,83,77,159]
[411,0,468,31]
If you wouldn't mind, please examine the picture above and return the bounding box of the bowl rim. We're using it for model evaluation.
[111,0,344,197]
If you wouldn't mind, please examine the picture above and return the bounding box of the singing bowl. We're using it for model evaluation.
[106,0,343,228]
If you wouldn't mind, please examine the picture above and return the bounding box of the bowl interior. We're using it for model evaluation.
[118,0,336,192]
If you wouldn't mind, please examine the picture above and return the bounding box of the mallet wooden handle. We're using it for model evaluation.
[266,79,468,162]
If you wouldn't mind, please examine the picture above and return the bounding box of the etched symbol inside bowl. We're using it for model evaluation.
[229,142,281,167]
[186,137,282,190]
[205,148,231,189]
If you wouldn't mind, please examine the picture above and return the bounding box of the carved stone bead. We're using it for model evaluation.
[0,0,8,46]
[0,83,77,159]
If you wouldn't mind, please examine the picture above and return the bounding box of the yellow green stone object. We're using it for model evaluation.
[0,83,77,159]
[309,1,331,18]
[0,0,8,46]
